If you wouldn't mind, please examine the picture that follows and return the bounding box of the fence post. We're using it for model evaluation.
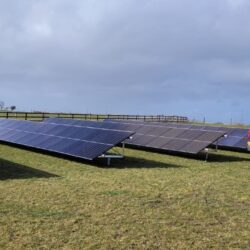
[25,113,27,120]
[6,112,9,119]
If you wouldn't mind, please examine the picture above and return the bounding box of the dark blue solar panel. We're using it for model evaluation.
[218,136,241,147]
[0,119,134,160]
[233,138,248,149]
[228,128,248,137]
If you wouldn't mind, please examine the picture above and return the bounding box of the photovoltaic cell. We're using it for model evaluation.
[0,119,134,160]
[148,127,171,136]
[161,128,187,138]
[178,130,204,140]
[146,137,173,148]
[130,135,154,146]
[180,141,209,154]
[136,126,157,134]
[162,139,189,151]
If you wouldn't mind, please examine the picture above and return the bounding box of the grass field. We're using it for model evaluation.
[0,145,249,249]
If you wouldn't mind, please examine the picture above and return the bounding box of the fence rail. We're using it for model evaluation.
[0,112,189,123]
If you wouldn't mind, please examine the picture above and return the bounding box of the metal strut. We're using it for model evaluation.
[107,157,111,166]
[122,141,125,155]
[204,148,209,162]
[215,140,218,151]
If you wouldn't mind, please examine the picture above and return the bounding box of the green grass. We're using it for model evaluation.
[0,145,249,249]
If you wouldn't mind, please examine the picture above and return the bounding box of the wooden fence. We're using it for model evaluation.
[0,112,189,123]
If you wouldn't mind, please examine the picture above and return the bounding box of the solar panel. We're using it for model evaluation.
[0,119,134,161]
[101,119,249,151]
[44,118,226,155]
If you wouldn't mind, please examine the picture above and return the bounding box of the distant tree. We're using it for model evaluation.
[10,106,16,111]
[0,101,4,110]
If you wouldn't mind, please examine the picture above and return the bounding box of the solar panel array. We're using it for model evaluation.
[103,120,249,150]
[0,119,134,160]
[44,118,226,154]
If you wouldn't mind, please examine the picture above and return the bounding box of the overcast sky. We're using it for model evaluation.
[1,0,250,123]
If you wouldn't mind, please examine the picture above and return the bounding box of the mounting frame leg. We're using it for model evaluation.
[204,148,209,162]
[107,158,111,166]
[122,142,125,155]
[215,140,218,152]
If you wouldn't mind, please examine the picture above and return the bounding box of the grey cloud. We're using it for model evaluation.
[0,0,250,122]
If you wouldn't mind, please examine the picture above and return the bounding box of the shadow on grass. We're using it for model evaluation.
[204,152,250,163]
[0,158,59,180]
[164,151,250,163]
[125,146,250,163]
[0,142,183,169]
[95,156,183,169]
